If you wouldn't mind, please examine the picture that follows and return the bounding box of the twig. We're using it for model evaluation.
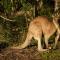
[0,15,16,22]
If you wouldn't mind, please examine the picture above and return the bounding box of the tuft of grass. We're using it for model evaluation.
[40,49,60,60]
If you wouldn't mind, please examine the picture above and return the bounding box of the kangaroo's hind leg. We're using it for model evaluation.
[34,32,48,51]
[53,32,59,49]
[44,35,49,49]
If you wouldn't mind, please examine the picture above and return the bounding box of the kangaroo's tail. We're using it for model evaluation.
[20,31,33,49]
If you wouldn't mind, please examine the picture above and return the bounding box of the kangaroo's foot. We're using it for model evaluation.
[38,48,49,52]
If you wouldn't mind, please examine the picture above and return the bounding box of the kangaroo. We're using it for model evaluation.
[12,14,60,51]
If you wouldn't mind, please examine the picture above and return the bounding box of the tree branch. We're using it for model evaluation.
[0,15,16,22]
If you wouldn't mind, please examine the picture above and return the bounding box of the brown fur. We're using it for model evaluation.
[12,16,60,52]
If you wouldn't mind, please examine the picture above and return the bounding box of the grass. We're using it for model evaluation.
[40,49,60,60]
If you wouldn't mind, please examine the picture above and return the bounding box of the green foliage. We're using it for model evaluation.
[11,16,27,43]
[40,49,60,60]
[0,0,55,48]
[38,3,53,19]
[2,0,12,15]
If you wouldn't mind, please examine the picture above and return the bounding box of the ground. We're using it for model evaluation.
[0,44,60,60]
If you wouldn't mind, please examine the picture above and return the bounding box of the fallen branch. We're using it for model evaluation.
[0,15,16,22]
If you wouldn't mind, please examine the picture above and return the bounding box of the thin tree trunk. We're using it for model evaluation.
[11,0,14,15]
[35,0,43,17]
[55,0,60,11]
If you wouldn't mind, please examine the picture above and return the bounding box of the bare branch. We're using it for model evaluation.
[0,15,15,22]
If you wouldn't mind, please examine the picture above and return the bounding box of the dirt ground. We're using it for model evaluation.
[0,45,60,60]
[0,46,43,60]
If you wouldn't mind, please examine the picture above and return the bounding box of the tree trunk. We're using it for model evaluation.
[35,0,43,17]
[55,0,60,11]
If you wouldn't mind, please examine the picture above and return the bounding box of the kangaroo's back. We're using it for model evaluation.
[29,16,56,36]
